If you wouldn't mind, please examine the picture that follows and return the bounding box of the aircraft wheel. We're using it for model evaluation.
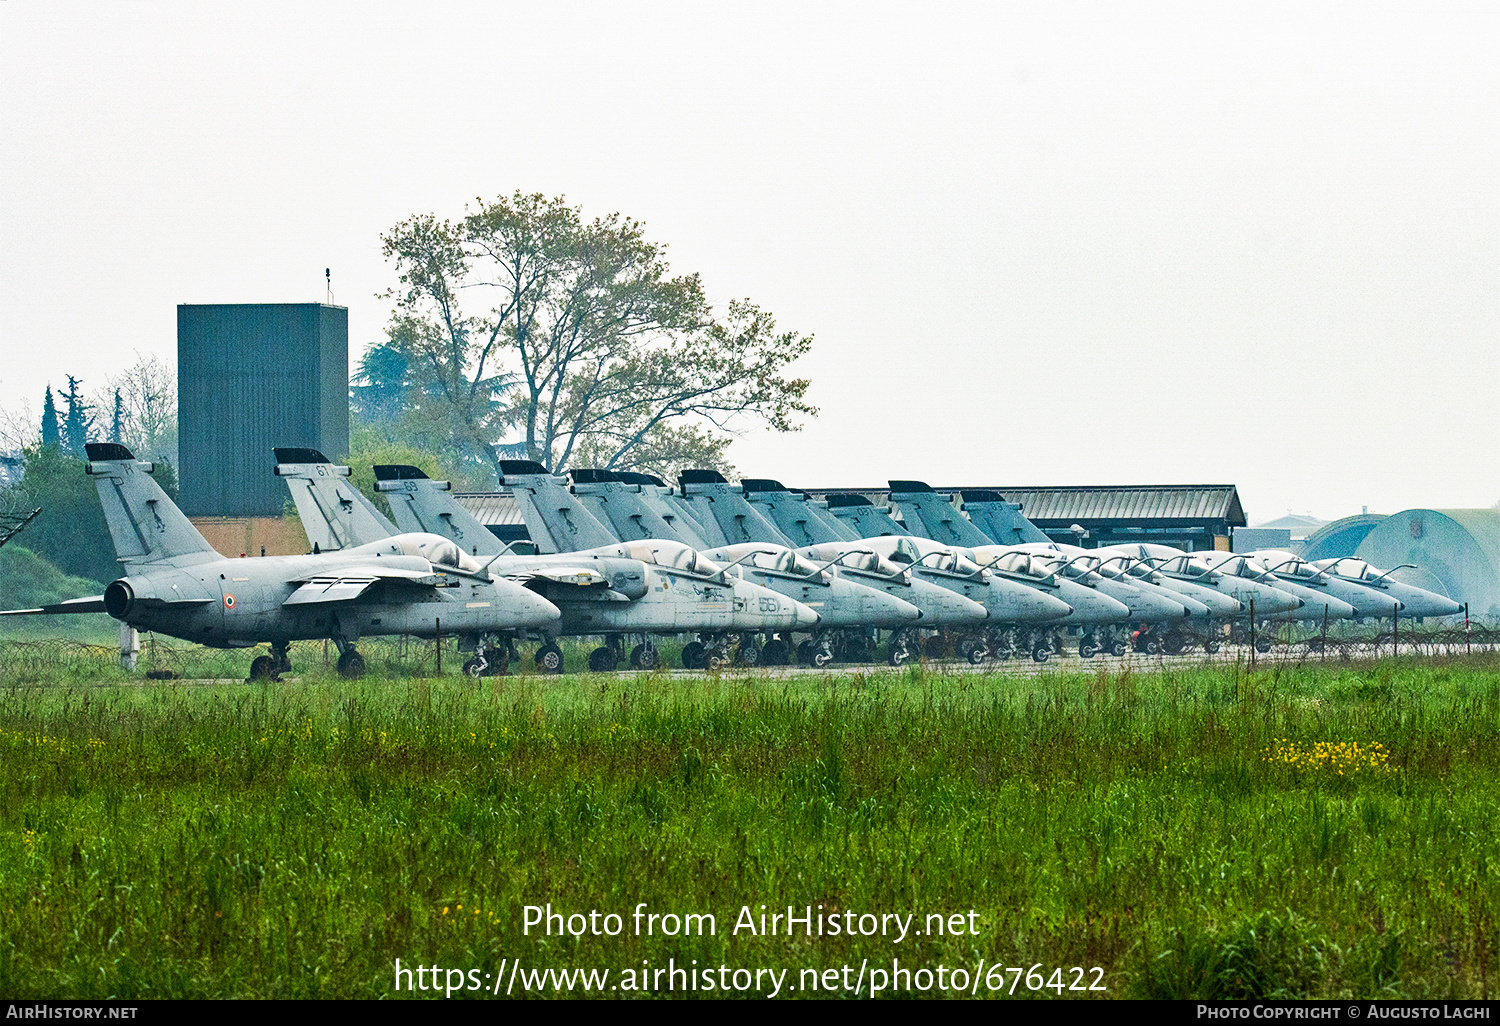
[681,641,706,670]
[735,642,761,667]
[629,644,658,670]
[587,647,618,672]
[336,650,366,679]
[811,648,833,668]
[1031,644,1050,663]
[1163,632,1185,656]
[1079,641,1099,659]
[706,652,728,671]
[887,645,910,667]
[249,655,275,680]
[1254,637,1273,654]
[966,645,987,665]
[535,643,565,674]
[761,639,790,666]
[1204,639,1220,654]
[1145,638,1161,656]
[1109,640,1128,657]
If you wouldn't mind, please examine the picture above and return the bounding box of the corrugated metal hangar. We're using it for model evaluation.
[455,482,1247,553]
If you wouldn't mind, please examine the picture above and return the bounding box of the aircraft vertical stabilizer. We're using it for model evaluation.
[888,480,995,548]
[497,462,621,554]
[273,448,396,551]
[568,470,707,548]
[823,494,910,537]
[374,464,518,557]
[961,491,1051,545]
[675,470,795,548]
[739,479,855,545]
[85,443,220,566]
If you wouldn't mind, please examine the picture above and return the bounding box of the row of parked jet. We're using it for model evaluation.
[2,446,1462,677]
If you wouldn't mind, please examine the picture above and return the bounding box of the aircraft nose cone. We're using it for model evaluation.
[794,601,821,627]
[498,581,562,628]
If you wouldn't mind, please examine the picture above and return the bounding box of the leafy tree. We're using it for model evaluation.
[40,388,60,448]
[345,421,488,520]
[378,191,815,483]
[3,445,118,583]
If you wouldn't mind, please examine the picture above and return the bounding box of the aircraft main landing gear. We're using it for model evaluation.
[534,643,565,674]
[629,643,659,670]
[336,649,366,678]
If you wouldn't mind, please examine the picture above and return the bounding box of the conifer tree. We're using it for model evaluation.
[40,387,60,448]
[62,376,92,455]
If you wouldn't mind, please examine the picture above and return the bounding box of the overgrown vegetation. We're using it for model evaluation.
[2,659,1497,999]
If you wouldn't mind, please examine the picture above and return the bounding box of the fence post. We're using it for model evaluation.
[1465,603,1470,655]
[436,617,442,676]
[1392,604,1398,659]
[1321,604,1329,663]
[1249,599,1256,669]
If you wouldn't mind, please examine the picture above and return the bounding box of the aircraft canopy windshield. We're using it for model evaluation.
[395,534,483,573]
[716,544,824,578]
[800,546,906,578]
[1319,558,1382,581]
[624,540,722,575]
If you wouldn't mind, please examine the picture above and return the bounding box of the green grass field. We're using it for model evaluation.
[2,654,1498,999]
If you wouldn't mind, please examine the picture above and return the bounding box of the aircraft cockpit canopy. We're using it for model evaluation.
[1157,554,1220,579]
[623,540,723,576]
[980,550,1050,580]
[1315,558,1385,583]
[715,544,828,580]
[800,546,908,579]
[886,538,984,575]
[395,533,484,573]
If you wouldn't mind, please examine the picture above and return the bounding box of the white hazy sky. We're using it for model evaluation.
[2,1,1496,522]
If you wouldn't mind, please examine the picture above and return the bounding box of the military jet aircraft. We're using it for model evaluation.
[1094,544,1244,624]
[857,535,1085,662]
[489,462,991,666]
[1188,550,1353,623]
[1308,557,1463,621]
[1124,543,1304,622]
[697,542,922,666]
[793,543,990,665]
[1,444,561,678]
[275,452,819,673]
[1242,550,1402,622]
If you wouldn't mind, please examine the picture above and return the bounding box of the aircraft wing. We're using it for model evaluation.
[283,564,449,606]
[499,566,610,588]
[0,596,109,615]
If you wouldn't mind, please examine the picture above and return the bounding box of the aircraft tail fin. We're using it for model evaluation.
[273,447,395,551]
[84,443,219,566]
[374,464,510,557]
[494,463,619,554]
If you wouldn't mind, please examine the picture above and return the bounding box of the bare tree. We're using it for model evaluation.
[90,353,177,466]
[380,192,815,482]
